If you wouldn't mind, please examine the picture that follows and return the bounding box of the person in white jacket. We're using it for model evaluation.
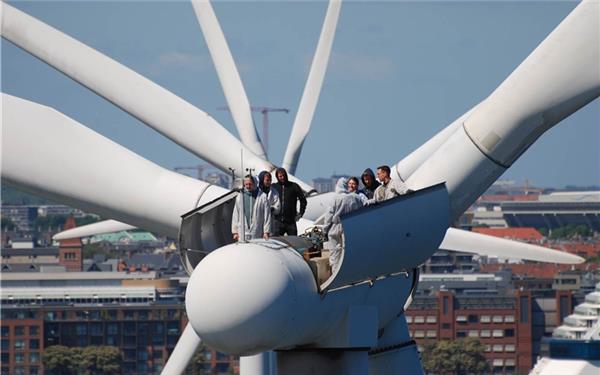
[232,175,271,242]
[323,177,365,274]
[258,170,281,235]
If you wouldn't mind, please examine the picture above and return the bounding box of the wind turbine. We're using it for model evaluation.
[1,1,598,375]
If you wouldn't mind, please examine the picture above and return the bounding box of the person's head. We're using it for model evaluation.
[263,172,272,187]
[348,177,359,193]
[376,165,391,183]
[362,169,375,188]
[243,175,255,191]
[335,177,348,194]
[258,170,271,191]
[275,167,288,184]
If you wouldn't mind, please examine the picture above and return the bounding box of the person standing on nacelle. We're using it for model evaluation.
[258,170,281,235]
[323,177,366,274]
[373,165,411,202]
[232,175,271,242]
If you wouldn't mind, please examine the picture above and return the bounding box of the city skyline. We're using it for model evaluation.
[2,1,598,190]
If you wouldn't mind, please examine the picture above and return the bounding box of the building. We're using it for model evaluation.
[407,289,533,374]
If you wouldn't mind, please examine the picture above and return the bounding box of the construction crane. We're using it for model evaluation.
[218,106,289,158]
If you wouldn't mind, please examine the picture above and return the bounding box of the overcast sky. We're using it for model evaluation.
[2,0,599,189]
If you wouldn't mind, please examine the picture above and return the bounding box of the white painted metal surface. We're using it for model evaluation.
[282,0,342,174]
[464,0,600,167]
[405,1,599,221]
[53,219,135,240]
[161,324,203,375]
[441,228,584,264]
[0,2,313,192]
[185,242,415,355]
[191,0,266,160]
[1,94,227,238]
[322,184,449,290]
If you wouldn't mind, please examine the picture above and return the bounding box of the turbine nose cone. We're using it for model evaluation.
[186,243,297,355]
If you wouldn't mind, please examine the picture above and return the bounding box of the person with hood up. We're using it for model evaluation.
[273,167,307,236]
[359,168,380,199]
[232,175,271,242]
[258,170,281,234]
[323,177,366,275]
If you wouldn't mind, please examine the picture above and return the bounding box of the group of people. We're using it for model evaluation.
[231,164,411,275]
[323,165,411,274]
[231,167,307,242]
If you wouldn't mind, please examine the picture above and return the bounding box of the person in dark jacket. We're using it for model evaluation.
[359,168,381,199]
[272,167,307,236]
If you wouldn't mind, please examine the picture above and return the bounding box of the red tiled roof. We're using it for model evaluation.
[473,227,543,241]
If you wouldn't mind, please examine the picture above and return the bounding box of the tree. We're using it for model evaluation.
[81,346,122,374]
[42,345,82,375]
[421,338,489,375]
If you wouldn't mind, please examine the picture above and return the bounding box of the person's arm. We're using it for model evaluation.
[297,184,307,217]
[263,197,271,239]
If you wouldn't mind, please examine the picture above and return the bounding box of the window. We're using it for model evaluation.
[14,326,25,336]
[426,330,437,338]
[414,331,425,338]
[414,316,425,324]
[456,315,467,323]
[505,329,515,337]
[124,311,135,320]
[29,352,40,363]
[504,315,515,323]
[493,345,503,352]
[480,315,491,323]
[15,353,24,363]
[480,330,491,338]
[492,315,503,323]
[484,345,492,352]
[442,323,451,329]
[75,324,87,335]
[468,330,479,338]
[505,344,516,352]
[29,326,39,336]
[0,353,8,363]
[492,330,503,338]
[405,316,413,323]
[426,316,437,323]
[14,340,25,350]
[29,367,39,375]
[0,327,8,338]
[0,340,8,350]
[443,297,449,315]
[468,314,478,323]
[492,359,504,367]
[456,331,467,338]
[29,339,39,349]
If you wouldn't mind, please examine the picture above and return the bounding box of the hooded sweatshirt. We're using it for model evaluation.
[360,168,381,199]
[272,168,307,224]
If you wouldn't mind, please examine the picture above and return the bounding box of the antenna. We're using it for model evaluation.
[240,149,246,243]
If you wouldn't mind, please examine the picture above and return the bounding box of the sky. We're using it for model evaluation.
[2,0,599,189]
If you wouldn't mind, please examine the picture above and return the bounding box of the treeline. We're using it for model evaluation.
[538,224,593,239]
[43,345,121,374]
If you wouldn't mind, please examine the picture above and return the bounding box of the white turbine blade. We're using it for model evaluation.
[406,1,600,220]
[0,3,277,185]
[53,220,136,241]
[191,0,266,160]
[282,0,342,174]
[161,323,203,375]
[1,94,228,238]
[440,228,584,264]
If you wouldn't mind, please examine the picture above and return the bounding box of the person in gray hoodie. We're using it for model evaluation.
[232,175,271,242]
[359,168,380,199]
[323,177,365,274]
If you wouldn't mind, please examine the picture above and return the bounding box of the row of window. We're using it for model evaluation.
[1,351,40,364]
[0,339,40,351]
[1,366,40,375]
[457,329,515,338]
[0,326,39,337]
[407,314,516,324]
[42,309,180,321]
